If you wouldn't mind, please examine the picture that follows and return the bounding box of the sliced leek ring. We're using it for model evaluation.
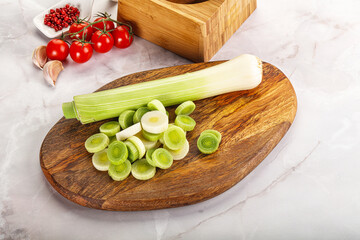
[141,111,168,134]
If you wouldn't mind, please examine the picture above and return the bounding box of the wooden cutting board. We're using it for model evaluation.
[40,61,297,211]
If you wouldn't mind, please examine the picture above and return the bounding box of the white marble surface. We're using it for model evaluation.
[1,0,360,239]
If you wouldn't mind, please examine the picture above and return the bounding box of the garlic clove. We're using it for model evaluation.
[32,45,48,69]
[43,60,64,87]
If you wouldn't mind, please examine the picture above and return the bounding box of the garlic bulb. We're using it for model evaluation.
[43,60,64,87]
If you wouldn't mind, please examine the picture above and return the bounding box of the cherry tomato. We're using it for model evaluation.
[92,17,114,31]
[112,25,133,49]
[69,21,93,41]
[69,41,93,63]
[46,39,69,61]
[91,31,114,53]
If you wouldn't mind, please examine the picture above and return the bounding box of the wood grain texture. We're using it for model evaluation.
[40,62,297,211]
[117,0,256,62]
[166,0,206,3]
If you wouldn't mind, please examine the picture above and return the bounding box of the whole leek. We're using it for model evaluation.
[62,54,263,124]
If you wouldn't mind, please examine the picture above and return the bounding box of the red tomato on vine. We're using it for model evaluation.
[69,41,93,63]
[69,20,93,41]
[91,30,114,53]
[46,39,69,61]
[92,12,114,31]
[112,25,133,49]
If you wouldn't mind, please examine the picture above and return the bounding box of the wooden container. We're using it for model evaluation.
[117,0,257,62]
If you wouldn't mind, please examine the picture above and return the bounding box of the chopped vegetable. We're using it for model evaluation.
[175,101,195,115]
[158,124,181,144]
[197,132,220,154]
[127,136,146,159]
[168,123,186,133]
[84,98,224,182]
[131,159,156,180]
[108,160,131,181]
[135,133,158,150]
[133,107,150,124]
[118,110,135,129]
[201,129,222,143]
[164,139,189,160]
[99,121,120,137]
[147,99,166,114]
[152,148,173,169]
[107,141,128,165]
[141,111,168,134]
[109,136,117,144]
[62,54,263,124]
[174,115,196,131]
[116,122,141,141]
[92,149,111,171]
[84,133,109,153]
[141,130,161,142]
[159,132,165,144]
[163,125,186,151]
[124,140,139,162]
[145,148,157,167]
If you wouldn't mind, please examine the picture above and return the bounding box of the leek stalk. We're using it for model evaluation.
[62,54,263,124]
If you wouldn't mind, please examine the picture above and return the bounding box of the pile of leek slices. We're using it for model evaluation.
[84,99,221,181]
